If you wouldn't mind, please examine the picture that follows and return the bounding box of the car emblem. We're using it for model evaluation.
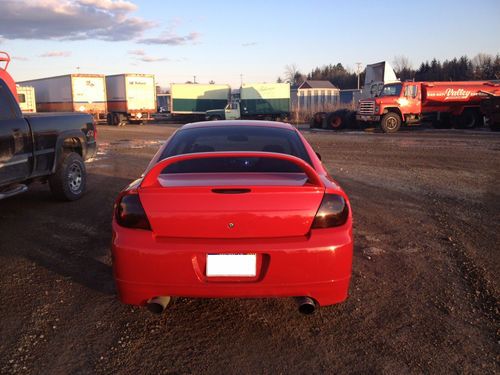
[228,223,235,229]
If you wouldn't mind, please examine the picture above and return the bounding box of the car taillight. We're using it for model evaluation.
[115,191,151,230]
[312,194,349,228]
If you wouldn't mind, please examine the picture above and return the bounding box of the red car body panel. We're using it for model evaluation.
[112,121,353,307]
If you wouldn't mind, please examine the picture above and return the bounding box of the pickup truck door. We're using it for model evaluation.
[0,79,32,185]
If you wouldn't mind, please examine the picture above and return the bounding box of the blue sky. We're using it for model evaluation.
[1,0,499,88]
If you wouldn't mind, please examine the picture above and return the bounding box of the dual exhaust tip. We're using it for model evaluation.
[146,296,316,315]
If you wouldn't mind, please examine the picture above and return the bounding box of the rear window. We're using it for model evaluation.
[161,126,312,173]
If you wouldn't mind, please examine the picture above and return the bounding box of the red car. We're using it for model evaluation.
[112,121,353,314]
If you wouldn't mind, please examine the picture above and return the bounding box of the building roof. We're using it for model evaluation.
[298,80,338,90]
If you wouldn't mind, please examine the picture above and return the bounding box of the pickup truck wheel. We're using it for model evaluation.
[381,113,401,133]
[209,115,221,121]
[49,152,86,201]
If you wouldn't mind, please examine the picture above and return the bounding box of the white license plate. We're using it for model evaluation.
[206,254,256,277]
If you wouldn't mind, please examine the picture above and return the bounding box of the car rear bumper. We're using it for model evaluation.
[112,221,353,307]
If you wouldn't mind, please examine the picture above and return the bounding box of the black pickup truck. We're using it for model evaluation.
[0,72,97,201]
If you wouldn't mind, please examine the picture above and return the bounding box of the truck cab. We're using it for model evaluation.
[357,82,422,132]
[206,101,240,120]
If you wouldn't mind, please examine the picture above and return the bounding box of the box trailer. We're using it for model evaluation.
[106,74,156,125]
[205,83,290,121]
[18,74,107,122]
[169,83,230,121]
[16,86,36,112]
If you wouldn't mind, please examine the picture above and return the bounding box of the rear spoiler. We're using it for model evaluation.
[141,151,324,188]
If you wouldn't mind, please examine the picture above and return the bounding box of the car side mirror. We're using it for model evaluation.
[315,152,322,161]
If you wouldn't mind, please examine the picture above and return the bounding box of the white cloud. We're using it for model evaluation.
[40,51,72,58]
[127,50,168,62]
[139,56,168,62]
[13,56,30,61]
[242,42,257,47]
[0,0,153,41]
[139,31,201,45]
[77,0,137,12]
[128,49,146,56]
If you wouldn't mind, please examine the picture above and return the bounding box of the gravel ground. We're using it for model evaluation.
[0,124,498,374]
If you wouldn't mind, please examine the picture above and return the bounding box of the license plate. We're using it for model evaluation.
[206,254,256,277]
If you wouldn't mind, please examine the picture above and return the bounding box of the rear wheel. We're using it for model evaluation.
[381,112,401,133]
[326,111,345,131]
[209,115,222,121]
[112,113,120,126]
[49,152,86,201]
[310,112,325,128]
[456,109,482,129]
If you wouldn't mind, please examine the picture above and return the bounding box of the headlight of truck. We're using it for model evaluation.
[375,105,380,113]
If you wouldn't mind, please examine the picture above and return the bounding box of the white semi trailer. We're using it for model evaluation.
[18,74,107,122]
[106,74,156,125]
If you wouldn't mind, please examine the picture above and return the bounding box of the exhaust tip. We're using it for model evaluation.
[146,296,171,314]
[295,296,316,315]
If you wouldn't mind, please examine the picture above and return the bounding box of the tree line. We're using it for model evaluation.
[279,53,500,89]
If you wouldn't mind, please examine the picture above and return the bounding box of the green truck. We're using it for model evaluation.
[206,83,290,121]
[170,83,231,121]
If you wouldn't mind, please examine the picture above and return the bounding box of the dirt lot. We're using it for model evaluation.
[0,124,498,374]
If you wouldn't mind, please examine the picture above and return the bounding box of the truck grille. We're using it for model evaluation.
[359,100,375,115]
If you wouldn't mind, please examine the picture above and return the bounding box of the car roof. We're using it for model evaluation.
[181,120,296,131]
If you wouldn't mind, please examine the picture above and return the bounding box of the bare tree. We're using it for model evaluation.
[284,64,304,86]
[392,55,412,73]
[472,53,494,79]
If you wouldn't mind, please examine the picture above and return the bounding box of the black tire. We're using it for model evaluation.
[49,152,86,201]
[112,113,120,126]
[310,112,325,128]
[456,109,482,129]
[381,112,402,133]
[209,115,222,121]
[326,112,344,130]
[106,113,112,125]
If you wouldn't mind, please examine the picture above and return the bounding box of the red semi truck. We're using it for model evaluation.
[356,81,500,132]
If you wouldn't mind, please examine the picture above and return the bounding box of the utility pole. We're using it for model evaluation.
[355,62,362,90]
